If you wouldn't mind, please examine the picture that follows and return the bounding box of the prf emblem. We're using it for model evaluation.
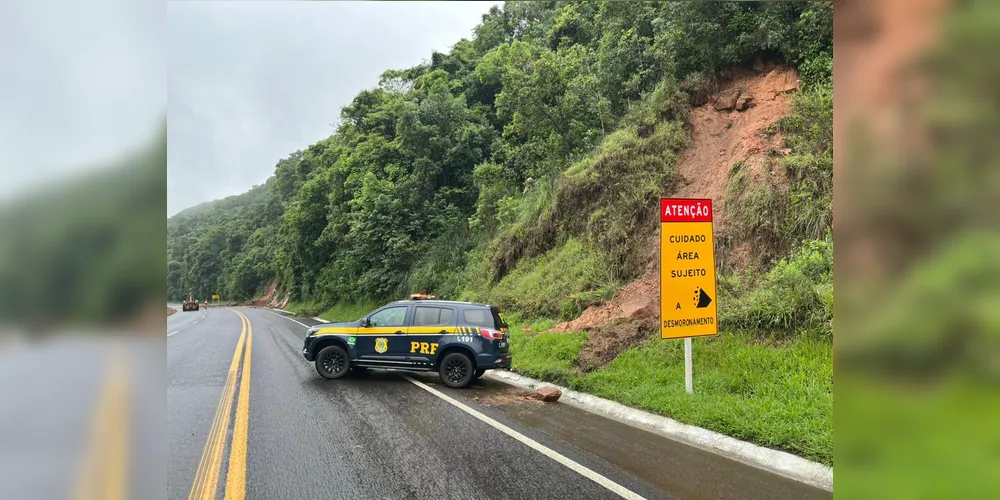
[410,342,439,355]
[374,337,388,354]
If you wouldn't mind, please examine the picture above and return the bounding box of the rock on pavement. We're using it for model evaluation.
[536,386,562,402]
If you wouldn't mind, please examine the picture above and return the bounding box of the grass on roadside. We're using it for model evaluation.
[508,321,833,466]
[508,318,587,387]
[318,300,380,322]
[283,300,327,317]
[286,299,383,323]
[835,375,1000,498]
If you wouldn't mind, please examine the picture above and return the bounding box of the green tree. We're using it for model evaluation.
[165,0,832,313]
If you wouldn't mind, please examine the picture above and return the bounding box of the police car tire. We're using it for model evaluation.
[439,352,475,388]
[316,345,351,379]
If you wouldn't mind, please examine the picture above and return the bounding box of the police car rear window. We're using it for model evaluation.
[413,306,453,326]
[462,309,501,328]
[491,308,507,328]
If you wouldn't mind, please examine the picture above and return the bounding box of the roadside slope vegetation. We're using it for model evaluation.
[168,1,833,464]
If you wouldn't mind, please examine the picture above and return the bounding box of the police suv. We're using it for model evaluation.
[302,300,511,388]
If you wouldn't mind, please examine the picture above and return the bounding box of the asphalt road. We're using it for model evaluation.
[168,306,831,500]
[0,332,165,500]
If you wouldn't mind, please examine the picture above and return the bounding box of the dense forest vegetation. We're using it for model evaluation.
[168,1,832,338]
[1,126,166,325]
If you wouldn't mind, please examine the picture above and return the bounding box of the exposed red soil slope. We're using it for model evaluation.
[241,278,290,309]
[554,65,800,348]
[673,65,797,216]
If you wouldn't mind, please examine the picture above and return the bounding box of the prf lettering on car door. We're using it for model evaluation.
[409,342,439,355]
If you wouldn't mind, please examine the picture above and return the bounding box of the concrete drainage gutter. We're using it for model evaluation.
[484,369,833,493]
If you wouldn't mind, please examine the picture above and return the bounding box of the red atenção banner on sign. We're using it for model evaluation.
[660,198,713,223]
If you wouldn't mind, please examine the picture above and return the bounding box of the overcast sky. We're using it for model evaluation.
[0,0,164,203]
[167,1,500,216]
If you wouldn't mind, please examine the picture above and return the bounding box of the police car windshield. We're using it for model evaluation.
[369,306,406,327]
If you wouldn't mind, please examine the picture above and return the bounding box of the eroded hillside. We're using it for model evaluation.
[553,65,805,366]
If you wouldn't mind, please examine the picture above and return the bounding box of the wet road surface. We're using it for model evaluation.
[168,306,832,500]
[0,333,165,500]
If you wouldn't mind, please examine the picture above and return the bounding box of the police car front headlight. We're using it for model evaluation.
[306,326,320,337]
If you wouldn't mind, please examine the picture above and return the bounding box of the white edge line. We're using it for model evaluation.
[484,370,833,492]
[261,309,311,329]
[262,308,331,326]
[404,375,646,500]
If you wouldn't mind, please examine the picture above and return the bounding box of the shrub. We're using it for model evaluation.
[486,77,691,286]
[721,235,833,339]
[483,238,615,319]
[724,160,789,266]
[780,83,833,242]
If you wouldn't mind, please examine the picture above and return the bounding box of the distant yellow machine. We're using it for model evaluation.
[182,292,200,312]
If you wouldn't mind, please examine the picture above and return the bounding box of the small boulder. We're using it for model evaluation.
[736,95,753,111]
[714,90,741,111]
[536,386,562,402]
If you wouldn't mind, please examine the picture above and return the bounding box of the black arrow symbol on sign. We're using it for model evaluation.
[695,288,712,308]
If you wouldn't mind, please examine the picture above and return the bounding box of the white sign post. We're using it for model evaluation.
[685,338,693,394]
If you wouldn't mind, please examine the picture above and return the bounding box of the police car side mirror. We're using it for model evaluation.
[361,317,370,327]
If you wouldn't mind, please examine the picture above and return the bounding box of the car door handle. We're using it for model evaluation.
[395,330,405,335]
[439,330,447,334]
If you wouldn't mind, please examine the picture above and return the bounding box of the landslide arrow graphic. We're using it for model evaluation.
[694,287,712,308]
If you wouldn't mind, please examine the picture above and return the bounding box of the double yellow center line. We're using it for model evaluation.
[73,347,130,500]
[188,309,254,500]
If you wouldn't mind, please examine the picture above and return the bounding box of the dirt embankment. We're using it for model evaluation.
[552,65,801,368]
[237,278,290,309]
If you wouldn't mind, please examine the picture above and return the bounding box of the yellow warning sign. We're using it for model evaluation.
[659,198,718,339]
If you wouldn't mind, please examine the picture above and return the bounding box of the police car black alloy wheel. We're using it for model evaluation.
[316,345,350,379]
[440,352,474,388]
